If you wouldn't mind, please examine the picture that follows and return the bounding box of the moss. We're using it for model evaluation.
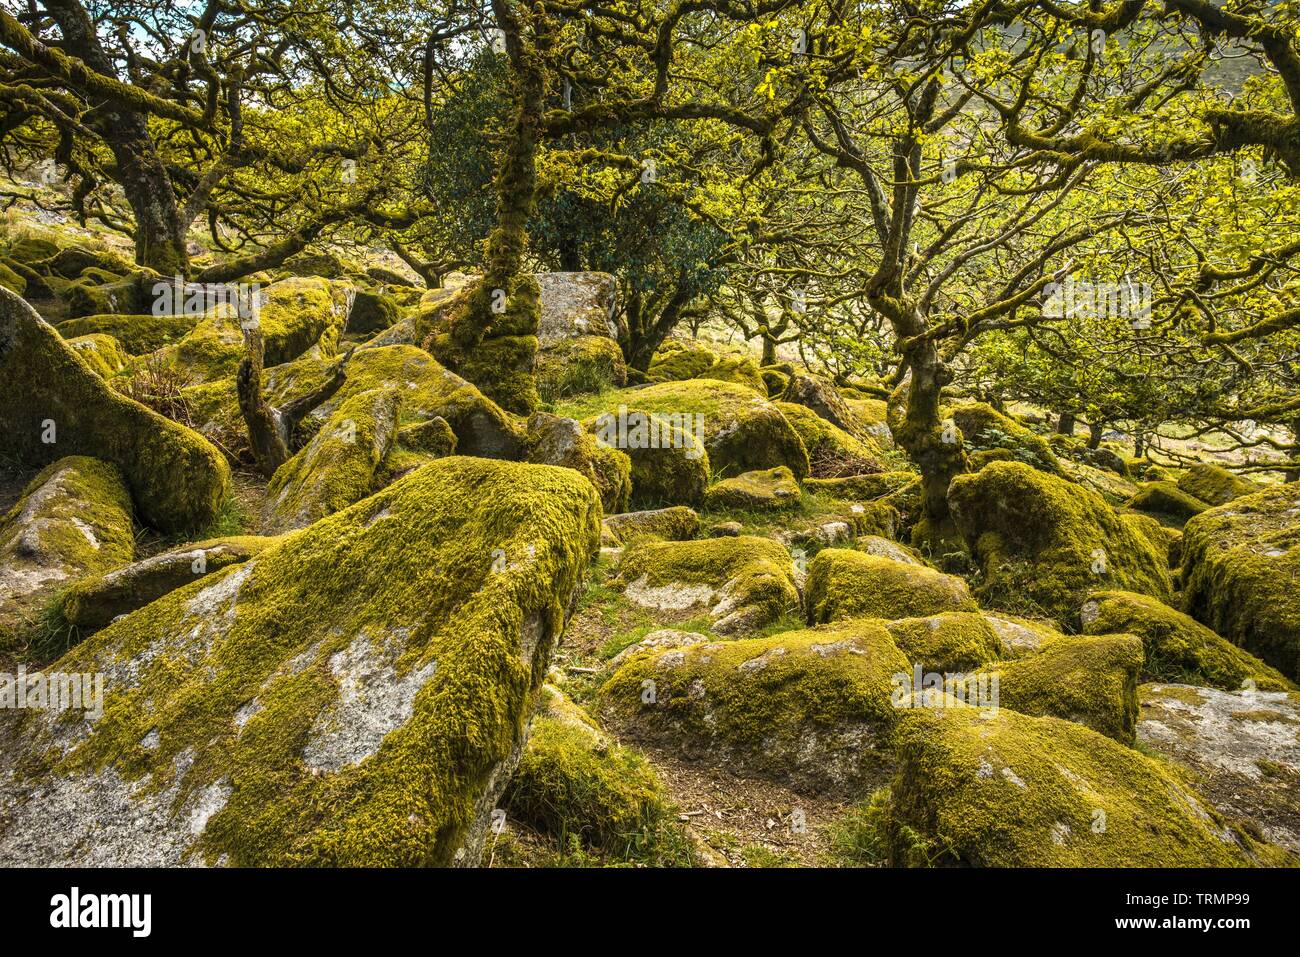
[703,466,801,512]
[57,312,201,355]
[882,613,1006,674]
[701,354,766,392]
[394,416,457,457]
[803,470,917,501]
[588,442,632,516]
[60,269,160,319]
[958,633,1144,744]
[1178,463,1259,506]
[150,277,346,383]
[948,402,1062,475]
[884,705,1275,866]
[64,333,129,379]
[0,456,136,648]
[603,506,699,548]
[586,408,710,509]
[263,387,401,533]
[775,402,881,477]
[760,366,790,397]
[345,288,401,335]
[949,462,1173,626]
[647,338,720,382]
[1058,458,1141,506]
[188,345,525,463]
[60,535,277,635]
[805,548,977,625]
[537,335,627,401]
[573,379,809,480]
[1180,483,1300,681]
[0,289,231,533]
[617,535,800,635]
[2,232,62,265]
[598,620,910,794]
[1125,480,1210,523]
[1081,590,1295,692]
[456,333,540,416]
[39,245,134,279]
[2,257,54,299]
[0,257,25,294]
[504,686,669,853]
[5,457,602,866]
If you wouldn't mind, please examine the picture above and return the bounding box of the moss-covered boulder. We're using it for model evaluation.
[955,634,1144,744]
[588,408,710,508]
[607,628,710,667]
[603,506,699,548]
[1125,480,1210,523]
[646,338,717,381]
[149,277,348,382]
[504,685,669,851]
[855,535,925,566]
[1180,483,1300,681]
[0,457,135,647]
[1139,683,1300,856]
[1178,463,1259,506]
[263,387,401,533]
[65,333,129,379]
[56,312,201,355]
[780,373,864,436]
[345,288,401,335]
[1081,591,1295,692]
[188,345,525,463]
[647,339,766,393]
[949,462,1173,625]
[703,466,801,512]
[884,706,1275,866]
[537,335,627,400]
[775,401,881,478]
[59,269,162,319]
[60,536,276,635]
[760,365,790,397]
[599,621,910,793]
[882,613,1010,674]
[526,412,631,515]
[38,244,135,279]
[803,470,916,502]
[618,535,799,635]
[0,289,230,533]
[948,402,1062,475]
[0,457,602,866]
[0,258,25,295]
[592,380,809,480]
[1058,458,1141,506]
[805,548,977,625]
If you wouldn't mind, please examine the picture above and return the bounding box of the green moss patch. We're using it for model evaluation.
[805,548,977,625]
[599,620,910,794]
[1082,590,1295,692]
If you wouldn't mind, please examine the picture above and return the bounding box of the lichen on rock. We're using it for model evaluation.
[617,535,800,635]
